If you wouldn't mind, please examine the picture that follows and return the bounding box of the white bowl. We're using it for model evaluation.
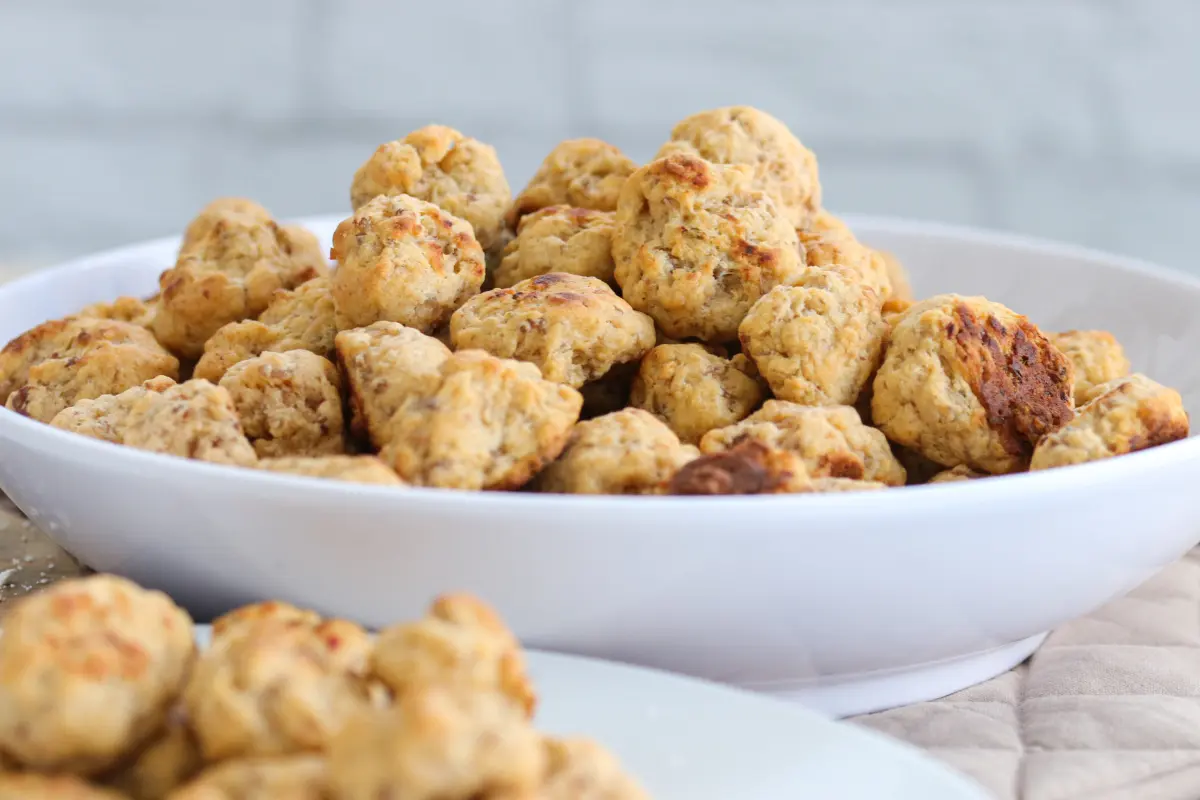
[1,215,1198,718]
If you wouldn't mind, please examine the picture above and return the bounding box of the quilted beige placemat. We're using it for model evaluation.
[853,549,1200,799]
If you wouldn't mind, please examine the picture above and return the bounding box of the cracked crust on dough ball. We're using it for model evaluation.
[450,273,654,388]
[612,154,805,342]
[184,618,375,760]
[700,400,907,486]
[493,205,616,289]
[327,687,544,800]
[154,209,327,360]
[507,138,637,227]
[739,266,887,407]
[630,343,764,444]
[380,350,582,490]
[1048,329,1132,406]
[372,594,535,717]
[331,194,485,333]
[220,350,344,458]
[6,340,179,424]
[1030,374,1189,470]
[0,317,168,403]
[194,277,337,383]
[656,106,820,227]
[334,322,452,449]
[257,455,403,486]
[0,575,195,775]
[872,295,1075,474]
[350,125,511,251]
[927,464,988,484]
[534,408,698,495]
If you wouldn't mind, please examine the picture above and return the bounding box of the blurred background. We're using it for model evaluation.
[1,0,1196,274]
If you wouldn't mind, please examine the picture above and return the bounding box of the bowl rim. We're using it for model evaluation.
[1,213,1197,516]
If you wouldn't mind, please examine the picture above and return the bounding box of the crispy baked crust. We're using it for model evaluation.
[327,687,544,800]
[333,322,451,450]
[331,194,485,333]
[1031,374,1189,470]
[380,350,582,490]
[220,351,345,458]
[450,273,655,389]
[1048,329,1132,406]
[612,154,805,342]
[872,294,1074,474]
[494,206,616,289]
[350,125,511,251]
[701,400,906,485]
[0,575,195,774]
[507,138,636,227]
[534,408,698,495]
[738,265,887,407]
[669,439,809,495]
[372,594,535,717]
[656,106,820,227]
[629,344,763,445]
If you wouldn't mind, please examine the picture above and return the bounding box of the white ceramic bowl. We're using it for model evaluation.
[2,215,1198,718]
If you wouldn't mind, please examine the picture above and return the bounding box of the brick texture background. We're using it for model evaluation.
[1,0,1197,273]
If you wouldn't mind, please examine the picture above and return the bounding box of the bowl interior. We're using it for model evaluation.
[3,214,1200,419]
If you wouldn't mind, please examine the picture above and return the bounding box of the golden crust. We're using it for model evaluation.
[166,755,330,800]
[210,602,323,643]
[1031,374,1189,470]
[183,618,375,760]
[872,295,1075,474]
[333,322,451,449]
[0,316,167,403]
[79,295,157,328]
[450,273,655,389]
[154,212,327,359]
[0,575,195,774]
[331,194,485,333]
[372,593,535,717]
[6,341,180,423]
[180,198,272,252]
[700,400,907,486]
[220,351,344,458]
[534,408,699,495]
[538,737,650,800]
[256,455,404,486]
[494,205,616,289]
[0,774,129,800]
[927,464,987,484]
[103,710,202,800]
[738,266,887,407]
[656,106,820,227]
[49,377,178,444]
[327,687,544,800]
[612,154,805,342]
[630,344,764,444]
[194,277,337,383]
[796,226,891,297]
[350,125,511,251]
[1048,329,1132,405]
[121,380,259,466]
[380,350,582,490]
[508,138,637,227]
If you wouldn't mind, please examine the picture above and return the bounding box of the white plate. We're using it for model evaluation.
[191,625,986,799]
[2,215,1200,718]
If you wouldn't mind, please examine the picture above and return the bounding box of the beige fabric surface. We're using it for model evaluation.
[853,548,1200,800]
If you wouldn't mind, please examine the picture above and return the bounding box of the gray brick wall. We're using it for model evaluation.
[1,0,1197,274]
